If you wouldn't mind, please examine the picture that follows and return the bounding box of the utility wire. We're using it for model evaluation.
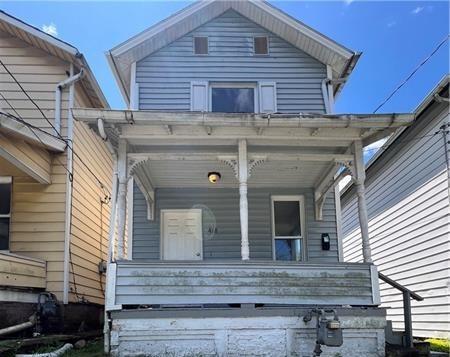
[373,34,450,113]
[0,57,111,194]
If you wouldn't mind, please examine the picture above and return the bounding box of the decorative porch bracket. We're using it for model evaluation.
[218,144,267,261]
[128,157,155,221]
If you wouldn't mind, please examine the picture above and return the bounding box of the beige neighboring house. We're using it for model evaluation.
[0,10,113,328]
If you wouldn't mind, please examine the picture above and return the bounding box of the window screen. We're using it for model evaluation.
[273,201,301,237]
[194,37,208,55]
[254,37,268,55]
[211,87,254,113]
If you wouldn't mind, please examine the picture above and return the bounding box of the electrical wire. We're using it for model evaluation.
[373,34,450,113]
[0,59,111,195]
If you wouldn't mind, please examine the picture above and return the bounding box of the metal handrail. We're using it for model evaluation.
[379,272,424,349]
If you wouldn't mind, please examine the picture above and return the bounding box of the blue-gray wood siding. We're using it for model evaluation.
[133,186,339,262]
[136,10,327,113]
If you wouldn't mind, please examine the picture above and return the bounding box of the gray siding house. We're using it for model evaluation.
[73,1,416,355]
[341,76,450,340]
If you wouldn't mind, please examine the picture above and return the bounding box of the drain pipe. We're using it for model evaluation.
[97,117,118,354]
[62,64,86,305]
[0,315,36,336]
[54,66,85,136]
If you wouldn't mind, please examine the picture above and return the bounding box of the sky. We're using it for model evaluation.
[1,0,449,115]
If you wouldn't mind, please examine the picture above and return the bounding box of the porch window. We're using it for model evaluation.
[271,196,305,261]
[0,177,12,250]
[211,83,256,113]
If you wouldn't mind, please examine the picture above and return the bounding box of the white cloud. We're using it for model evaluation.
[42,23,58,37]
[411,6,424,15]
[344,0,355,5]
[387,21,397,28]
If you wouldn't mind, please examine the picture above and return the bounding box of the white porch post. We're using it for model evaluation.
[353,140,372,263]
[116,139,128,259]
[238,139,250,260]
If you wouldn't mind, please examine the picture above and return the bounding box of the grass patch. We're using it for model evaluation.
[65,339,105,357]
[426,338,450,353]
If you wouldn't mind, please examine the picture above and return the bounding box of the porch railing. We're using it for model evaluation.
[106,261,380,310]
[379,272,423,348]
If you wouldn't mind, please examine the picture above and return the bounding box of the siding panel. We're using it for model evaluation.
[341,103,450,338]
[137,10,326,113]
[133,187,338,262]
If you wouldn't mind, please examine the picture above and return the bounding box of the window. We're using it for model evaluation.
[254,36,269,55]
[194,36,208,55]
[271,196,305,261]
[0,177,12,250]
[211,83,256,113]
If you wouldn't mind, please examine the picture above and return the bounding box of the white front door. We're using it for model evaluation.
[161,209,203,260]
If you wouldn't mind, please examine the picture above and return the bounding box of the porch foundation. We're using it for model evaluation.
[109,307,386,357]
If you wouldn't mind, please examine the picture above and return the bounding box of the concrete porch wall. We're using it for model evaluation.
[110,308,386,357]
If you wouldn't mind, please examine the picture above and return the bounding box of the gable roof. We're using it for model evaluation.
[341,74,450,199]
[0,10,109,109]
[107,0,360,105]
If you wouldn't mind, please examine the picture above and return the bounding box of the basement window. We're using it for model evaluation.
[254,36,269,55]
[0,177,11,250]
[194,36,208,55]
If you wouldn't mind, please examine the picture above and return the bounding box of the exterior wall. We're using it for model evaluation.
[67,92,113,305]
[0,251,46,289]
[0,29,70,300]
[341,102,450,338]
[110,310,386,357]
[133,187,339,262]
[136,10,327,113]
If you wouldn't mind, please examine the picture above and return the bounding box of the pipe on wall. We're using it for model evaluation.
[62,64,86,305]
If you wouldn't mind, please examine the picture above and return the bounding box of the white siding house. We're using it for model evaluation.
[341,76,450,339]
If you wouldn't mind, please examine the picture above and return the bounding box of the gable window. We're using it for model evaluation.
[0,177,12,250]
[211,83,256,113]
[254,36,269,55]
[194,36,208,55]
[271,196,305,261]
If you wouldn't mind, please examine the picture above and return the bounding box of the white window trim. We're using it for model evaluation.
[160,209,203,260]
[253,36,269,56]
[271,195,307,261]
[0,176,12,252]
[209,82,259,113]
[193,36,209,55]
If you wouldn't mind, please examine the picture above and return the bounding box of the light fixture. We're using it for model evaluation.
[208,172,221,184]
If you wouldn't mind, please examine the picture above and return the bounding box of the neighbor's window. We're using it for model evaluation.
[211,84,255,113]
[254,36,269,55]
[272,196,305,261]
[0,177,12,250]
[194,36,208,55]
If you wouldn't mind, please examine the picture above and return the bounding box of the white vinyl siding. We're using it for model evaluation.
[341,103,450,338]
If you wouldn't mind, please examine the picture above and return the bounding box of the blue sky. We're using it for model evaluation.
[1,1,449,113]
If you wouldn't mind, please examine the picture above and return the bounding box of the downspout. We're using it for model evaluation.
[54,66,85,135]
[62,64,85,305]
[97,117,118,354]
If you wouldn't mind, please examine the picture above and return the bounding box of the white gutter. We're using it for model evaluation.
[62,64,85,305]
[54,67,85,135]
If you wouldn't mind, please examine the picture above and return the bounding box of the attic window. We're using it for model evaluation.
[254,36,268,55]
[194,37,208,55]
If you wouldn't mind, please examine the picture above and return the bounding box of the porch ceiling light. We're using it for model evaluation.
[208,172,221,184]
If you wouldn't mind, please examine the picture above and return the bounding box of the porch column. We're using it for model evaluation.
[353,140,372,263]
[238,139,250,260]
[116,139,128,259]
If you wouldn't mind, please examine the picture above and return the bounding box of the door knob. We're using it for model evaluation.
[196,252,201,257]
